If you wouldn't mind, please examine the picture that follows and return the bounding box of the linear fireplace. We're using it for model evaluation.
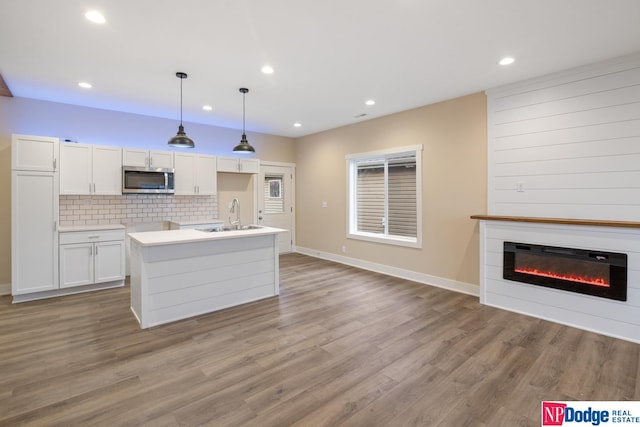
[503,242,627,302]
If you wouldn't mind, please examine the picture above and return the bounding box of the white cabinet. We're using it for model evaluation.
[11,134,58,172]
[11,170,59,295]
[11,134,60,296]
[174,153,217,195]
[123,148,174,168]
[60,143,122,195]
[217,156,259,173]
[59,229,125,288]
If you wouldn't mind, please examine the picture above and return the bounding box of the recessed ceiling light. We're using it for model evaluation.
[499,57,515,66]
[293,122,301,127]
[365,99,375,106]
[85,10,106,24]
[78,82,92,89]
[261,65,274,74]
[202,105,213,111]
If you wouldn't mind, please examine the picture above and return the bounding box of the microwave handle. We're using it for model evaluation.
[164,172,168,189]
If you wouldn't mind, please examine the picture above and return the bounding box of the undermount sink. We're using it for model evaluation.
[196,225,262,233]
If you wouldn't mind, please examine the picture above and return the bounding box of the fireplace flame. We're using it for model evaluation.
[514,267,610,287]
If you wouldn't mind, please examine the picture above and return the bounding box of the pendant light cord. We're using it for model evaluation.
[180,77,184,126]
[242,91,246,134]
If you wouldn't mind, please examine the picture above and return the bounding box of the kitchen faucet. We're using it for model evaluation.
[229,198,241,230]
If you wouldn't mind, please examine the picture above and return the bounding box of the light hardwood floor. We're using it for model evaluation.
[1,253,638,426]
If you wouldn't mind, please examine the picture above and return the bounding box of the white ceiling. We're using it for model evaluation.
[1,0,640,138]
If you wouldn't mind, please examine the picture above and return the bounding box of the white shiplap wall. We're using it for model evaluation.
[487,53,640,220]
[481,53,640,343]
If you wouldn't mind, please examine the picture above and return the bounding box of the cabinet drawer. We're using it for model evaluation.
[59,229,125,244]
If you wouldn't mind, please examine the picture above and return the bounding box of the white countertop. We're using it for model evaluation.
[59,224,126,232]
[128,226,285,247]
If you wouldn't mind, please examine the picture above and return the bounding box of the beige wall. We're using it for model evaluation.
[295,92,487,286]
[0,96,295,286]
[217,173,256,227]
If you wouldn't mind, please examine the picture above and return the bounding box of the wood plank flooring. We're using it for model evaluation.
[1,253,638,426]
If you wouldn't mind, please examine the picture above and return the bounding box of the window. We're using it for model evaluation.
[347,145,422,248]
[263,175,284,214]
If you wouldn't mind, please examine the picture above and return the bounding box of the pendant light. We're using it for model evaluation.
[233,87,255,154]
[168,72,195,148]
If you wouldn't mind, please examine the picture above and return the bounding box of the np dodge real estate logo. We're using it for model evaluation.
[542,401,640,426]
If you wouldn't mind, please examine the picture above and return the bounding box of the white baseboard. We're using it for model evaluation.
[0,283,10,296]
[295,247,479,297]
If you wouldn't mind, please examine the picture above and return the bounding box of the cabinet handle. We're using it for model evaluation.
[89,183,92,193]
[149,157,153,168]
[89,245,92,255]
[54,221,57,231]
[53,158,57,170]
[88,235,100,239]
[95,245,98,255]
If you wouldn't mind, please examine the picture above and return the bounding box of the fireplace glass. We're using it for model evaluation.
[503,242,627,301]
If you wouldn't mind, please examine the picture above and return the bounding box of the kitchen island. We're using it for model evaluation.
[128,226,284,328]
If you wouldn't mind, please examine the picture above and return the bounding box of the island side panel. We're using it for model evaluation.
[138,234,278,328]
[129,240,143,325]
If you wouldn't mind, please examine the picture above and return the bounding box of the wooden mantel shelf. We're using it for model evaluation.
[470,215,640,229]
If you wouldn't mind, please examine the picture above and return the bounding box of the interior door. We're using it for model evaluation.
[257,164,294,253]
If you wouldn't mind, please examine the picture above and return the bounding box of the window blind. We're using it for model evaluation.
[355,156,417,238]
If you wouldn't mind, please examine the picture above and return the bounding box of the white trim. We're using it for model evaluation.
[346,145,423,249]
[345,144,423,160]
[259,160,296,168]
[0,283,10,296]
[347,231,420,248]
[296,246,479,297]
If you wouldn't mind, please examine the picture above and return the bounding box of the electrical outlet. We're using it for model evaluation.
[516,181,524,192]
[341,245,346,253]
[322,201,327,208]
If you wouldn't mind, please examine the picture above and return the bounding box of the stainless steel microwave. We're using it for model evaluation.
[122,166,175,194]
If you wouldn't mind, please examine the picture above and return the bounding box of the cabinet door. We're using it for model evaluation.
[93,146,122,195]
[60,143,92,195]
[195,155,217,195]
[12,171,59,294]
[95,241,125,283]
[217,157,239,173]
[122,148,149,167]
[59,243,94,288]
[239,158,259,174]
[149,151,174,169]
[11,134,58,172]
[173,153,196,195]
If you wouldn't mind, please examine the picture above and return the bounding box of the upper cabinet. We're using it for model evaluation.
[217,156,259,174]
[123,148,174,169]
[12,134,59,172]
[60,143,122,195]
[174,153,217,196]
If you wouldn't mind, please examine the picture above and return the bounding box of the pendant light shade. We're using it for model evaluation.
[233,87,255,154]
[168,72,195,148]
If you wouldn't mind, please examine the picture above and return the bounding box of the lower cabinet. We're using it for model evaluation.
[59,229,125,288]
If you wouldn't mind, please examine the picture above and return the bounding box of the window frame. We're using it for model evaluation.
[346,145,423,248]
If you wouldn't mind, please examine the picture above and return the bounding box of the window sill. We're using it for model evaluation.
[348,232,421,249]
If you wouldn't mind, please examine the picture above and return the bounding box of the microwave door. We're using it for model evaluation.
[124,171,166,192]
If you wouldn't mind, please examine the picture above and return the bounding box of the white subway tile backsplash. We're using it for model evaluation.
[59,194,218,226]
